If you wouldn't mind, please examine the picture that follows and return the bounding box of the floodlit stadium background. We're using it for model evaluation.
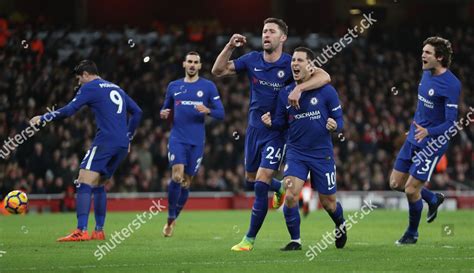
[0,0,472,212]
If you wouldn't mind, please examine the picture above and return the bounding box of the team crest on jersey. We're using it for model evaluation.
[170,154,175,161]
[310,97,318,105]
[197,90,204,97]
[277,70,285,78]
[428,89,434,96]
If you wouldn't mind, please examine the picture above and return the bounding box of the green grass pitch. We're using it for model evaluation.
[0,210,473,273]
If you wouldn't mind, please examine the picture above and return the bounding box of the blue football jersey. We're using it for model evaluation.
[272,82,343,160]
[233,51,293,129]
[162,77,224,146]
[41,78,143,148]
[407,70,461,147]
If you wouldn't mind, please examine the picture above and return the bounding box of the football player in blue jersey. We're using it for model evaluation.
[161,52,224,237]
[212,17,331,251]
[30,60,143,241]
[262,47,346,251]
[389,37,461,245]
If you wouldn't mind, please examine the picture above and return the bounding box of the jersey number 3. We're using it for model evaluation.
[110,90,123,114]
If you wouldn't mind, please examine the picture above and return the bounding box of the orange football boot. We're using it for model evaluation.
[57,229,90,242]
[91,230,106,240]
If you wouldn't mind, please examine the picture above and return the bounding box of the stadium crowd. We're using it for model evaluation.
[0,17,472,197]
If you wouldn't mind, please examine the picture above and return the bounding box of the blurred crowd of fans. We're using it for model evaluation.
[0,17,472,197]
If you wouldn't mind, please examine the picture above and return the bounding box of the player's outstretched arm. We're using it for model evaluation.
[289,68,331,109]
[124,93,143,140]
[211,34,246,77]
[29,86,91,125]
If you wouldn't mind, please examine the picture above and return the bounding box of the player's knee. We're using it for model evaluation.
[389,179,401,191]
[404,185,419,197]
[285,192,298,207]
[77,170,100,186]
[389,173,397,189]
[255,170,273,183]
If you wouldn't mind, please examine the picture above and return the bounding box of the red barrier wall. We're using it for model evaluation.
[27,196,261,213]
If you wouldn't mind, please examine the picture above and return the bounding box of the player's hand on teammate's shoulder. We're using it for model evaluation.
[195,104,210,114]
[326,118,337,131]
[29,115,42,126]
[288,85,303,110]
[160,109,171,119]
[261,112,272,127]
[227,34,247,49]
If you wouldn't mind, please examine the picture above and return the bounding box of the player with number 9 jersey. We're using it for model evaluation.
[38,64,143,178]
[30,60,142,242]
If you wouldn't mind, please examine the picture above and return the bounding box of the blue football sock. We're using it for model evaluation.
[421,188,437,206]
[246,181,270,238]
[93,185,107,231]
[245,180,255,191]
[270,178,283,193]
[283,204,301,240]
[327,201,345,226]
[167,180,181,221]
[176,187,189,219]
[76,182,92,231]
[407,198,423,236]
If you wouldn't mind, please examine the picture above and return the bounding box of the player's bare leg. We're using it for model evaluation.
[319,193,347,248]
[280,176,304,251]
[164,164,185,237]
[396,176,424,245]
[57,169,100,242]
[391,168,443,223]
[389,169,409,192]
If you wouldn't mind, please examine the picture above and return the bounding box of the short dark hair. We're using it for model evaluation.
[263,17,288,36]
[73,60,99,75]
[294,47,315,61]
[185,51,201,61]
[423,36,453,68]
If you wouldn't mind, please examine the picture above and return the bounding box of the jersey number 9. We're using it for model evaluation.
[109,90,123,114]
